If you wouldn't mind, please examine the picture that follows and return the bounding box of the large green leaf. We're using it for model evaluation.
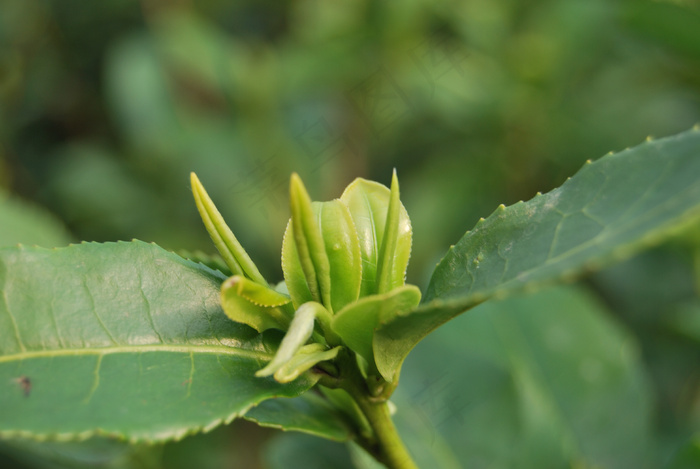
[0,241,318,443]
[396,286,653,468]
[375,128,700,379]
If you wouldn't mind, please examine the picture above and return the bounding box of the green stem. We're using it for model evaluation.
[342,363,418,469]
[356,397,418,469]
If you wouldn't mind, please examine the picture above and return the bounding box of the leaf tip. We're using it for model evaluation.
[190,172,204,199]
[289,172,304,192]
[289,173,313,210]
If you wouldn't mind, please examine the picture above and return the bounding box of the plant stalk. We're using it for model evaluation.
[355,396,418,469]
[341,361,417,469]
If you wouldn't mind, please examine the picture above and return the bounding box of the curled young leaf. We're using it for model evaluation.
[256,302,319,378]
[273,344,341,383]
[229,274,292,307]
[221,276,293,333]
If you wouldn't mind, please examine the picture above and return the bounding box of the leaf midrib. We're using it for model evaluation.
[0,343,273,364]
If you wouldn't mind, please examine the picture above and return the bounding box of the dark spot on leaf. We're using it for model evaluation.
[15,376,31,397]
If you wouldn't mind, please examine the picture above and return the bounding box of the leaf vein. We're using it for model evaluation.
[83,281,117,345]
[83,354,103,404]
[186,351,195,398]
[0,344,273,364]
[138,270,164,343]
[2,290,26,353]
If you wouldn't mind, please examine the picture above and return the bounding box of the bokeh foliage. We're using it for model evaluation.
[1,0,700,468]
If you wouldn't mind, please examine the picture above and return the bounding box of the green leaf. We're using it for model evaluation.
[243,392,354,442]
[377,128,700,380]
[283,197,363,314]
[317,200,362,313]
[176,250,231,277]
[281,220,314,309]
[223,275,291,307]
[220,276,293,333]
[0,241,317,442]
[340,178,412,297]
[398,286,652,468]
[257,304,318,378]
[288,173,332,308]
[191,172,267,285]
[272,345,341,384]
[332,285,421,382]
[375,170,402,295]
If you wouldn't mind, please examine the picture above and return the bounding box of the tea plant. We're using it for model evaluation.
[1,128,700,468]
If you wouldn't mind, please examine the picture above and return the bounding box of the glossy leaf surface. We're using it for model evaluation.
[316,200,362,313]
[0,241,317,442]
[340,178,412,297]
[376,128,700,380]
[282,199,362,313]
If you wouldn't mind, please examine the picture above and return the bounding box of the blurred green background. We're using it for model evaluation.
[2,0,700,468]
